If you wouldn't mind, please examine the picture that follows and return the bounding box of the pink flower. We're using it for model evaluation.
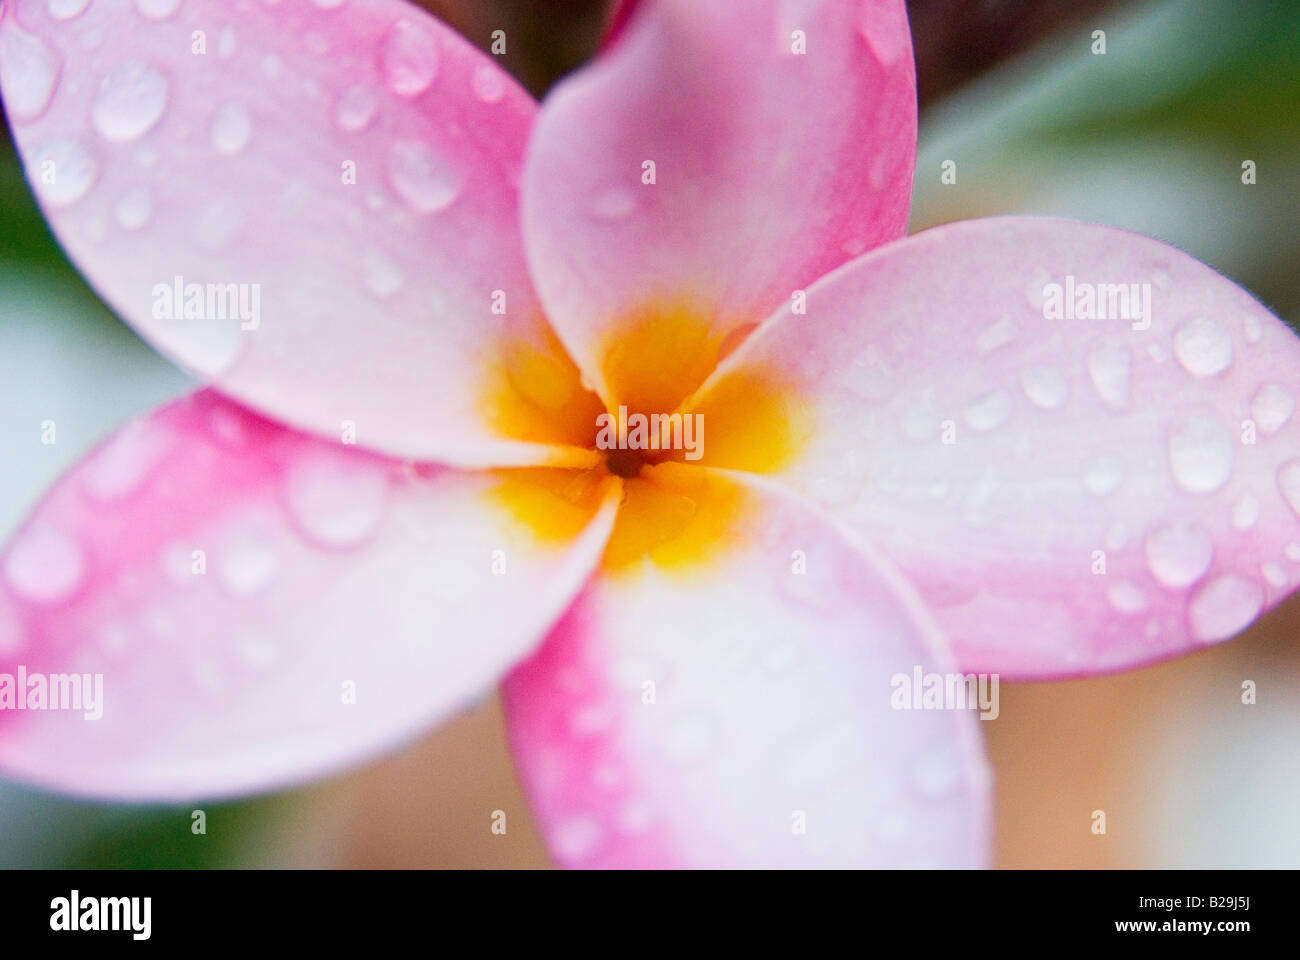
[0,0,1295,868]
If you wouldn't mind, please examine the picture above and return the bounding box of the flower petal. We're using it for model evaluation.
[0,391,619,800]
[0,0,594,466]
[684,217,1300,677]
[520,0,916,405]
[503,466,989,868]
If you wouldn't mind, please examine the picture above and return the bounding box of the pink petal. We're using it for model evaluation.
[503,466,989,868]
[684,217,1300,678]
[0,391,619,800]
[520,0,916,406]
[0,0,594,466]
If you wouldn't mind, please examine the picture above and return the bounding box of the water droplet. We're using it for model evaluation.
[567,702,614,738]
[666,712,717,762]
[913,744,960,799]
[1242,314,1263,344]
[134,0,180,19]
[1261,561,1287,588]
[616,799,653,835]
[1020,365,1068,409]
[218,533,278,596]
[1145,522,1212,589]
[303,30,330,55]
[92,60,168,142]
[1231,493,1260,530]
[1188,574,1262,642]
[0,20,61,121]
[113,186,153,230]
[3,526,85,604]
[383,19,438,96]
[191,199,244,252]
[47,0,91,18]
[217,25,237,58]
[235,631,280,668]
[1083,455,1123,495]
[553,816,602,862]
[962,391,1011,432]
[1276,459,1300,517]
[30,137,97,206]
[285,451,389,548]
[1107,581,1148,614]
[208,101,252,155]
[387,140,464,213]
[1168,416,1233,493]
[471,62,505,103]
[590,186,636,221]
[1087,343,1130,409]
[334,83,378,132]
[1173,315,1232,377]
[1286,542,1300,563]
[361,246,404,299]
[1251,383,1293,436]
[261,54,282,78]
[80,418,173,502]
[976,315,1017,355]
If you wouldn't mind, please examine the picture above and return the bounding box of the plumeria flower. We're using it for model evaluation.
[0,0,1296,869]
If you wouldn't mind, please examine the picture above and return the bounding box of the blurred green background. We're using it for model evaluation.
[1,0,1297,867]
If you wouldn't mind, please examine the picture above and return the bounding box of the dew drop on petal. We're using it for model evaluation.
[470,62,505,103]
[553,816,602,862]
[80,418,174,502]
[975,315,1017,355]
[1107,581,1148,614]
[134,0,180,19]
[1020,365,1068,410]
[30,137,97,206]
[1172,315,1233,377]
[0,20,61,121]
[47,0,91,19]
[3,526,85,604]
[382,19,438,96]
[334,83,377,132]
[1276,459,1300,517]
[1261,561,1288,588]
[386,140,464,213]
[1250,383,1294,436]
[360,246,404,299]
[1145,522,1213,589]
[209,101,252,155]
[1231,493,1260,530]
[113,185,153,230]
[1242,314,1263,344]
[218,533,278,596]
[962,391,1010,432]
[1083,455,1123,495]
[1087,343,1130,409]
[590,186,636,221]
[92,60,168,142]
[1188,574,1263,642]
[1168,416,1233,493]
[285,451,389,548]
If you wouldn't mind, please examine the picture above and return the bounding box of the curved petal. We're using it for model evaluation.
[0,390,619,800]
[503,465,989,868]
[0,0,600,467]
[520,0,916,408]
[683,217,1300,677]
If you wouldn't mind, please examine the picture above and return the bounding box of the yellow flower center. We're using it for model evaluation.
[481,301,810,572]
